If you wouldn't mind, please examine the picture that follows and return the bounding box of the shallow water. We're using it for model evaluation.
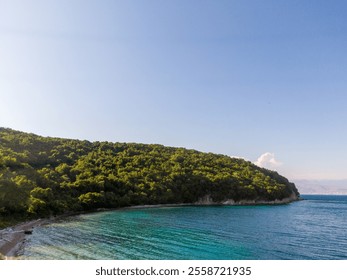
[22,195,347,259]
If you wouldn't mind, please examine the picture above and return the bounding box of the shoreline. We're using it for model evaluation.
[0,195,299,259]
[0,219,49,259]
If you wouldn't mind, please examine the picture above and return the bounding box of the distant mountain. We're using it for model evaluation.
[294,179,347,195]
[1,128,299,227]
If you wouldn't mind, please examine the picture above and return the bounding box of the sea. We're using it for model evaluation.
[21,195,347,260]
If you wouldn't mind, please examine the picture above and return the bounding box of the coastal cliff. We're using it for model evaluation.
[196,193,299,205]
[0,128,299,227]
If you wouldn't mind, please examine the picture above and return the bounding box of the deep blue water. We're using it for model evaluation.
[22,195,347,260]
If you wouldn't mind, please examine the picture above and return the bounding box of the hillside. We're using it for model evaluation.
[0,128,299,227]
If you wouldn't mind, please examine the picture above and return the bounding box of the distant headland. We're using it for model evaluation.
[0,127,300,229]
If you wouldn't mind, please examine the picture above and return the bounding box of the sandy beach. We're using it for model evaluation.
[0,219,47,259]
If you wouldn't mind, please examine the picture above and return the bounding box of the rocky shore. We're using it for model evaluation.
[0,219,47,259]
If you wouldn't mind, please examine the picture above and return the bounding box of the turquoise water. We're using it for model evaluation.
[22,195,347,260]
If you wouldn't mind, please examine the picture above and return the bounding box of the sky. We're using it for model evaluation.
[1,0,347,182]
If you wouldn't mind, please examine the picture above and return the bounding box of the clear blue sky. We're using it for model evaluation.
[1,0,347,181]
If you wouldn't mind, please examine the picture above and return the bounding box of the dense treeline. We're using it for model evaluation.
[0,128,299,227]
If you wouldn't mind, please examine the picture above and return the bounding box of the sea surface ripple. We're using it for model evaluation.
[22,195,347,260]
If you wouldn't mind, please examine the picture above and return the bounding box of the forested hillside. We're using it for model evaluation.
[0,128,299,227]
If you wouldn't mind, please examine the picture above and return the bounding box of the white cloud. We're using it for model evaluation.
[254,152,282,170]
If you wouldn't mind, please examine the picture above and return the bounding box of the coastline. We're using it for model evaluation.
[0,195,299,259]
[0,219,49,259]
